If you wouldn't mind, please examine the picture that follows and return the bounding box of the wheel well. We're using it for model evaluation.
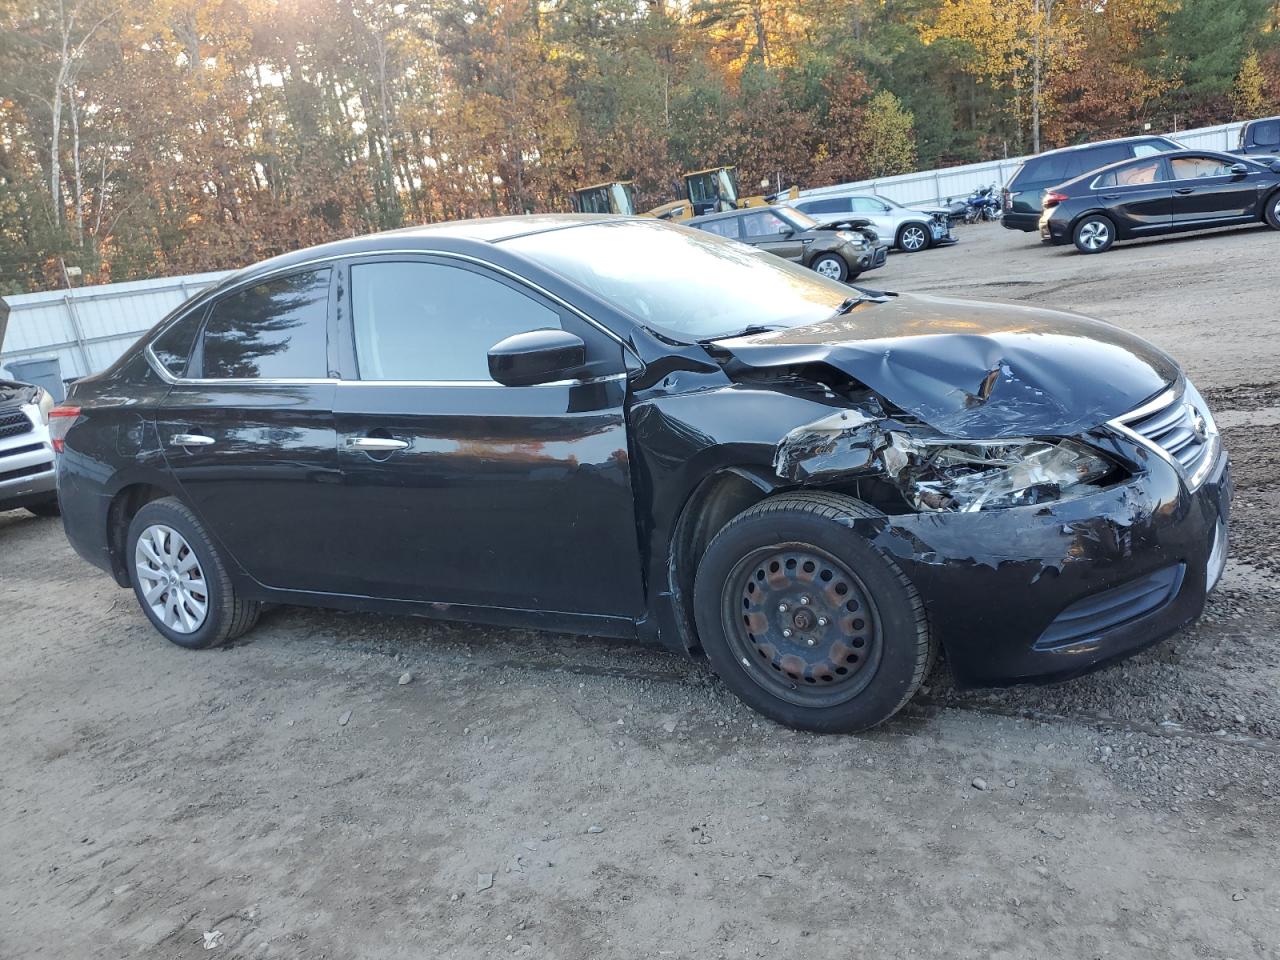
[667,470,774,655]
[1262,185,1280,221]
[106,483,172,586]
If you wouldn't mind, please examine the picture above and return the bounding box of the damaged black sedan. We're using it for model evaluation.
[55,215,1230,733]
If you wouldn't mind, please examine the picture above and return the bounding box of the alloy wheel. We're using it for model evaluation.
[1079,220,1110,251]
[723,544,883,707]
[814,257,844,280]
[134,524,209,634]
[901,226,927,251]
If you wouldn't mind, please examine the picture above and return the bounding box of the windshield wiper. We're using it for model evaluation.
[698,323,788,343]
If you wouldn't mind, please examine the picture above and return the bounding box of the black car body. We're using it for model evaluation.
[1233,116,1280,157]
[687,206,888,282]
[1040,149,1280,252]
[1003,136,1182,232]
[55,216,1230,733]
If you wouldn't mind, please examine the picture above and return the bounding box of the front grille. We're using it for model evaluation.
[1117,387,1216,489]
[0,410,34,441]
[1034,563,1185,651]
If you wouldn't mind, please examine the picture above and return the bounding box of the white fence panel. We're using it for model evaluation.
[798,120,1250,208]
[1,271,230,381]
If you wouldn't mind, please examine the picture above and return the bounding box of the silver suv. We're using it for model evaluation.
[789,194,955,252]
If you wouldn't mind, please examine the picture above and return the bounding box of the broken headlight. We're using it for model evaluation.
[884,434,1115,513]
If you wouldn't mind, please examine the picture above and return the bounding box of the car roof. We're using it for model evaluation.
[212,214,638,289]
[1031,134,1178,158]
[686,208,752,224]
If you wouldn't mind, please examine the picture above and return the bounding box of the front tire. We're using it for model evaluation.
[126,497,260,649]
[1073,214,1115,254]
[1265,189,1280,230]
[693,492,934,733]
[811,253,849,282]
[896,223,931,252]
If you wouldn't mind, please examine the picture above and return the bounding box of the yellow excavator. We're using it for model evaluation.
[572,167,798,221]
[571,180,639,215]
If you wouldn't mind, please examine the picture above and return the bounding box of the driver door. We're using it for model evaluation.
[329,255,645,621]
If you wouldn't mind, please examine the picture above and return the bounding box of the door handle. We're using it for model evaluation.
[170,433,214,447]
[1100,194,1121,200]
[347,436,409,452]
[1175,187,1195,195]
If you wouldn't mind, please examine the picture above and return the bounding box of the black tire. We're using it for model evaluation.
[126,497,261,650]
[1264,189,1280,230]
[810,253,849,283]
[896,222,932,252]
[26,498,60,518]
[1072,214,1115,254]
[693,491,934,733]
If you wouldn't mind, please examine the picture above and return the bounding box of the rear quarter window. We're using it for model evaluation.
[1250,119,1280,147]
[195,269,331,380]
[150,310,204,378]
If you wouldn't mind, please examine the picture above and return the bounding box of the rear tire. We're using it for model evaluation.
[811,253,849,282]
[126,497,261,650]
[693,492,934,733]
[1073,214,1115,253]
[1265,189,1280,230]
[896,223,931,252]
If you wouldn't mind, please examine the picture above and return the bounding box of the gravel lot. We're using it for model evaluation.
[3,223,1279,959]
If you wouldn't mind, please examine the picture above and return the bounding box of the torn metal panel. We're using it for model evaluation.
[772,407,885,482]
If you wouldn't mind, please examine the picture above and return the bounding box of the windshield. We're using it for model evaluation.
[609,183,636,216]
[503,220,853,341]
[875,195,906,209]
[777,207,819,230]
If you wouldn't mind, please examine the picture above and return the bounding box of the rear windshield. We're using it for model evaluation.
[502,220,851,342]
[1249,119,1280,147]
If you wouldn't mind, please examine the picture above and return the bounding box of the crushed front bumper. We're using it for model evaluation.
[867,444,1231,688]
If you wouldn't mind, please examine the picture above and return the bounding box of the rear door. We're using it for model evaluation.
[156,268,343,591]
[1167,154,1260,226]
[740,210,805,261]
[329,255,644,619]
[1096,157,1174,235]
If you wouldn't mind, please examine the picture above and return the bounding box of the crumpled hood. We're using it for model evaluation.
[717,292,1180,439]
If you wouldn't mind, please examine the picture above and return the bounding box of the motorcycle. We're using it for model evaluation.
[963,184,1002,223]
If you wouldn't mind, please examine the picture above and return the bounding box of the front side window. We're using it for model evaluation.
[1170,155,1233,180]
[350,261,562,382]
[849,197,886,213]
[1115,160,1166,186]
[741,211,788,238]
[197,269,330,379]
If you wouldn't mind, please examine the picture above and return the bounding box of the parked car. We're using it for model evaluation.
[1040,149,1280,253]
[1002,135,1182,232]
[790,193,955,252]
[54,215,1230,734]
[0,377,59,517]
[687,206,888,282]
[1233,115,1280,157]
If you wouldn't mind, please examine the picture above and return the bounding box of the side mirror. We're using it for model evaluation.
[1229,162,1249,176]
[1270,159,1280,174]
[779,226,794,237]
[488,328,586,387]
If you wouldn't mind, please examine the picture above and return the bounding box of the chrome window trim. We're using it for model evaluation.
[1107,384,1221,491]
[144,247,636,386]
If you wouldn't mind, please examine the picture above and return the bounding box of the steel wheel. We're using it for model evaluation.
[134,523,209,634]
[899,225,928,251]
[1077,219,1110,251]
[722,543,883,708]
[813,255,845,280]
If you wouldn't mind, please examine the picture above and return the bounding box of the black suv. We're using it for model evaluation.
[1003,136,1182,231]
[53,216,1230,734]
[1234,116,1280,157]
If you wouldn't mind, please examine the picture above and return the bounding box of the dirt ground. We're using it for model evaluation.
[3,223,1279,959]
